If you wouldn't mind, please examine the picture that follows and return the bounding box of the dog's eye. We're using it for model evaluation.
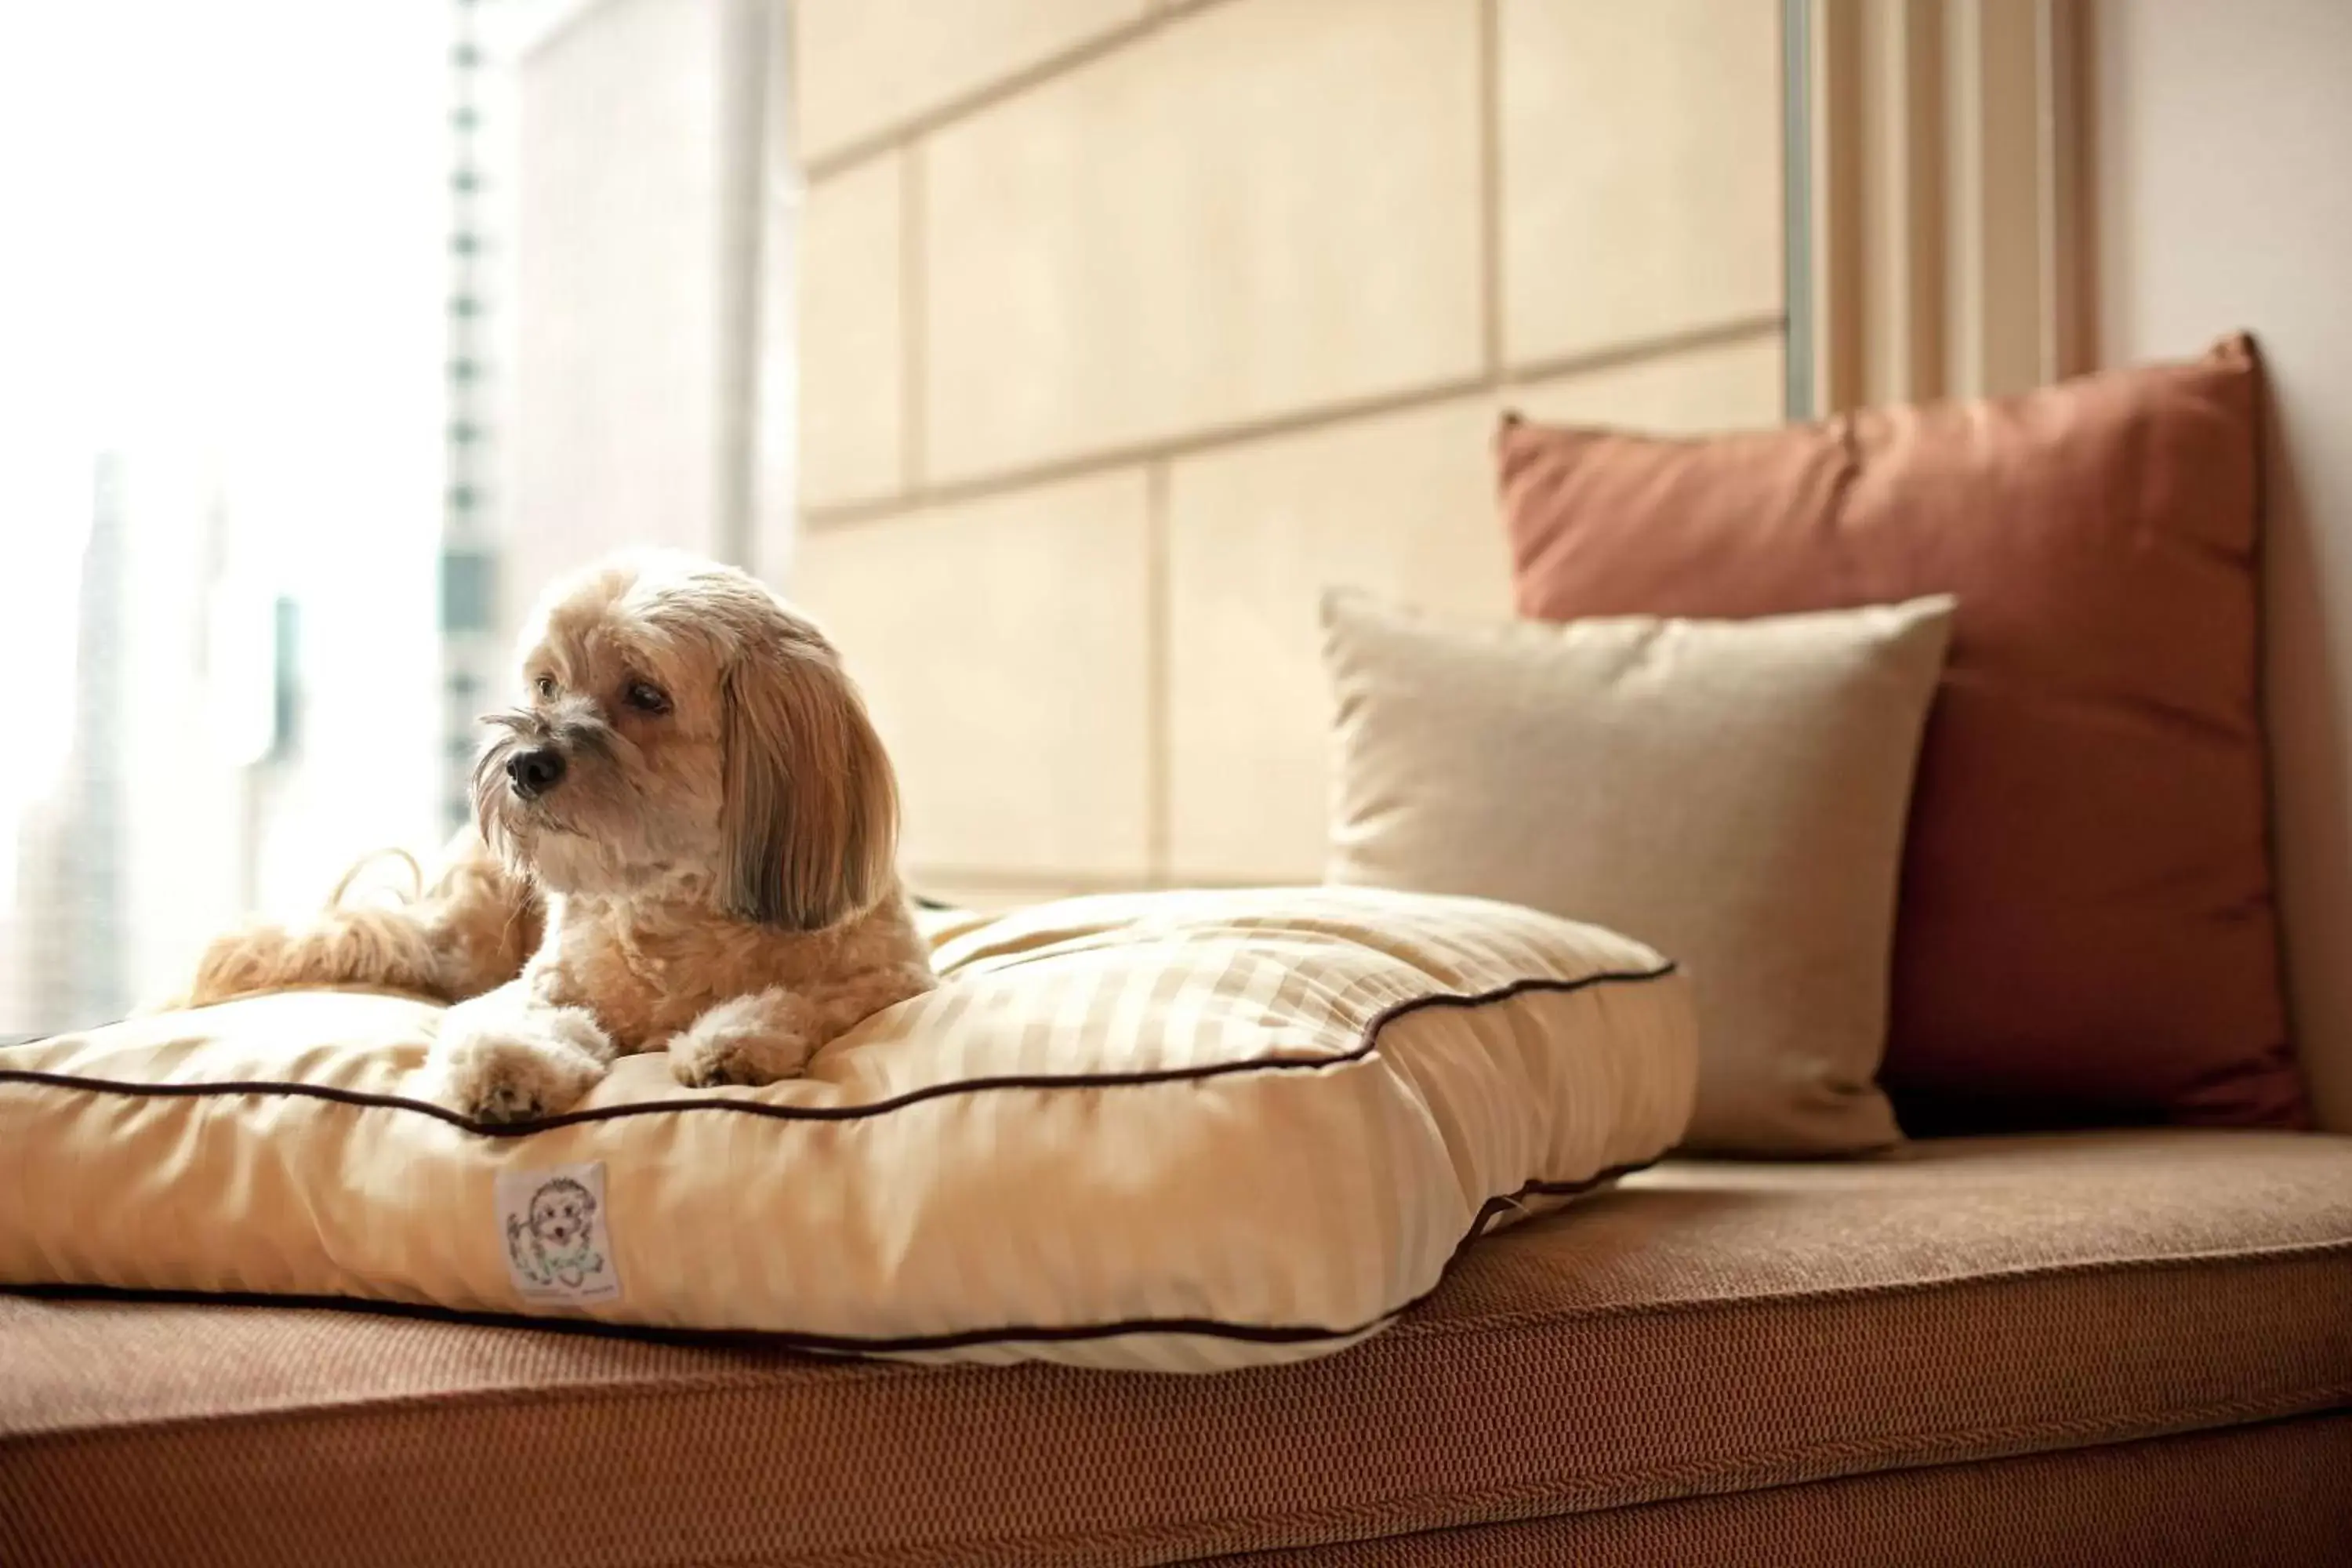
[623,681,670,715]
[533,676,557,701]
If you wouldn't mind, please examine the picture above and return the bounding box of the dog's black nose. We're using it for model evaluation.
[506,746,566,799]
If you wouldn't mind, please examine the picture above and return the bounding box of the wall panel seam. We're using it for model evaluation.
[1144,459,1172,887]
[901,143,927,491]
[800,0,1248,187]
[801,314,1787,529]
[907,866,1274,895]
[715,0,770,568]
[1478,0,1504,377]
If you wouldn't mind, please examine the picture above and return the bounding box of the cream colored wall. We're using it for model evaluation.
[785,0,1788,909]
[503,0,769,641]
[2092,0,2352,1131]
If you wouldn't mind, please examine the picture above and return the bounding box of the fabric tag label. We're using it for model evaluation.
[496,1162,622,1305]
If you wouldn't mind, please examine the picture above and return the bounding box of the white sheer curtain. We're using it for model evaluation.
[0,2,450,1029]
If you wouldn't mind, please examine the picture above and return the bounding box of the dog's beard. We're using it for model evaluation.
[472,713,715,900]
[471,719,568,867]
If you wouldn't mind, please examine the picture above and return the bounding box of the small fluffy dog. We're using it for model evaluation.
[185,550,936,1122]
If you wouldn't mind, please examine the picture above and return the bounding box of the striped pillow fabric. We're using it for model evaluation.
[0,886,1695,1371]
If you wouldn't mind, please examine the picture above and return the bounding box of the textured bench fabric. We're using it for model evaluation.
[5,1129,2349,1566]
[1200,1415,2352,1567]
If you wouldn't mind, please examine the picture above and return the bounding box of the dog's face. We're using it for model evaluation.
[528,1181,594,1249]
[474,551,898,929]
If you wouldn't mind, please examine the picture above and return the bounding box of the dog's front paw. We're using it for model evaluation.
[669,990,818,1088]
[534,1004,617,1065]
[437,1007,610,1123]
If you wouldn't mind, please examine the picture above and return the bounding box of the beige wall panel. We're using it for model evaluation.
[798,154,904,509]
[1167,333,1786,881]
[1166,395,1509,880]
[1500,0,1783,368]
[790,471,1153,877]
[793,0,1148,166]
[506,0,728,640]
[923,0,1486,486]
[1502,328,1786,430]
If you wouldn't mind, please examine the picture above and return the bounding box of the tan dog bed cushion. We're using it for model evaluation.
[0,887,1694,1372]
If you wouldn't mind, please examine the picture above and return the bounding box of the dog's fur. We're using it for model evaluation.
[182,551,936,1122]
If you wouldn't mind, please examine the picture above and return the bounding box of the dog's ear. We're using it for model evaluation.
[719,641,898,930]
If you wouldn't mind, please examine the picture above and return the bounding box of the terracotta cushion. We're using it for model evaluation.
[1498,336,2308,1134]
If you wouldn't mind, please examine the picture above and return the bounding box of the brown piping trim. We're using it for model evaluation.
[2,962,1676,1349]
[800,315,1786,528]
[2,1163,1653,1355]
[0,965,1675,1136]
[0,967,1676,1349]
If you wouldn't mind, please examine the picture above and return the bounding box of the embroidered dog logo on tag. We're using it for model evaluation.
[496,1163,621,1304]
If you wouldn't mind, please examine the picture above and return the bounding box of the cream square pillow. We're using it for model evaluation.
[1321,591,1955,1156]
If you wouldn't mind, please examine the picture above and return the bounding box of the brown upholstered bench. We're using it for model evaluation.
[5,1129,2348,1566]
